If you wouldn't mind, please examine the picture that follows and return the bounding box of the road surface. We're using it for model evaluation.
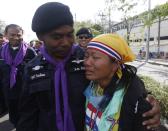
[127,61,168,85]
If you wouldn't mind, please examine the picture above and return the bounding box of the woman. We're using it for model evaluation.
[84,34,153,131]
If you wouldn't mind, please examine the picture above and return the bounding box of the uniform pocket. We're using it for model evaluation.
[29,79,51,94]
[29,79,53,111]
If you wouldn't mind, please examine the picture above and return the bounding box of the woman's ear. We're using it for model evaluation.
[112,60,120,72]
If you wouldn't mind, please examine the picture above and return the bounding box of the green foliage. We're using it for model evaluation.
[140,2,168,27]
[140,76,168,119]
[105,0,142,44]
[91,24,103,34]
[151,2,168,21]
[118,2,137,15]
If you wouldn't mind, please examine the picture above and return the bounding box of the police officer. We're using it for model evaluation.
[17,2,160,131]
[17,2,89,131]
[0,24,36,127]
[0,32,8,117]
[76,27,93,50]
[74,27,93,60]
[0,33,5,48]
[0,67,8,118]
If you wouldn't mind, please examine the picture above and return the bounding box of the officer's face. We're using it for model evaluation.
[77,34,92,49]
[39,25,75,60]
[5,27,23,47]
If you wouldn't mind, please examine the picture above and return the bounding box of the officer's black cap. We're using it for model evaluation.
[76,27,93,38]
[32,2,74,34]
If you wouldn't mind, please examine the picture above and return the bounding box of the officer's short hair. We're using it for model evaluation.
[4,24,23,34]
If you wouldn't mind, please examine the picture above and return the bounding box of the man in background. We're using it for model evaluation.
[0,24,36,127]
[76,27,93,50]
[0,33,6,48]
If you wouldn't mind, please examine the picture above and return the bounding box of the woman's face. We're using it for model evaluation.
[84,48,118,82]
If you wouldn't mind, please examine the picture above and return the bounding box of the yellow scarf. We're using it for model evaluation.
[87,34,135,78]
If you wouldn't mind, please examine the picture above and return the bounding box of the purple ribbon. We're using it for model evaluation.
[40,45,76,131]
[1,42,28,88]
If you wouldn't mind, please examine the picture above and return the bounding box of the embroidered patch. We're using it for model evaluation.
[30,73,46,80]
[73,66,85,71]
[72,59,84,64]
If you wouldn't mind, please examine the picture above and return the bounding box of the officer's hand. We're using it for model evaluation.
[142,94,160,130]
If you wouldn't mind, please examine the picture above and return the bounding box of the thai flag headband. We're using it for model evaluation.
[87,41,122,61]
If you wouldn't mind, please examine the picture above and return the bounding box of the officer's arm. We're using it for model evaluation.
[135,77,161,130]
[16,68,39,131]
[142,95,160,130]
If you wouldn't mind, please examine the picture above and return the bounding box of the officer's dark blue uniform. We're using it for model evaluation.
[0,46,36,126]
[17,48,89,131]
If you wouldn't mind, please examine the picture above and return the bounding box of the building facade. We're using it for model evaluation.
[111,17,168,59]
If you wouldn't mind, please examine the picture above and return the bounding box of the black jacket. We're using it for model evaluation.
[0,46,37,100]
[16,49,89,131]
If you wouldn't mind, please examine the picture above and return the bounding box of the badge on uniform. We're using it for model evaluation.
[32,65,43,71]
[72,59,84,64]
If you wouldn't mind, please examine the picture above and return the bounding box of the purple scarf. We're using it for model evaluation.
[1,42,28,88]
[40,45,76,131]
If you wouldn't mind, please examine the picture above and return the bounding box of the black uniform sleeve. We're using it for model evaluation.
[28,47,37,58]
[0,60,8,115]
[24,47,37,62]
[16,67,39,131]
[0,47,2,59]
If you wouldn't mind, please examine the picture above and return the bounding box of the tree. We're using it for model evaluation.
[140,2,168,57]
[0,20,6,33]
[91,24,104,36]
[104,0,147,45]
[74,20,93,34]
[150,3,168,57]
